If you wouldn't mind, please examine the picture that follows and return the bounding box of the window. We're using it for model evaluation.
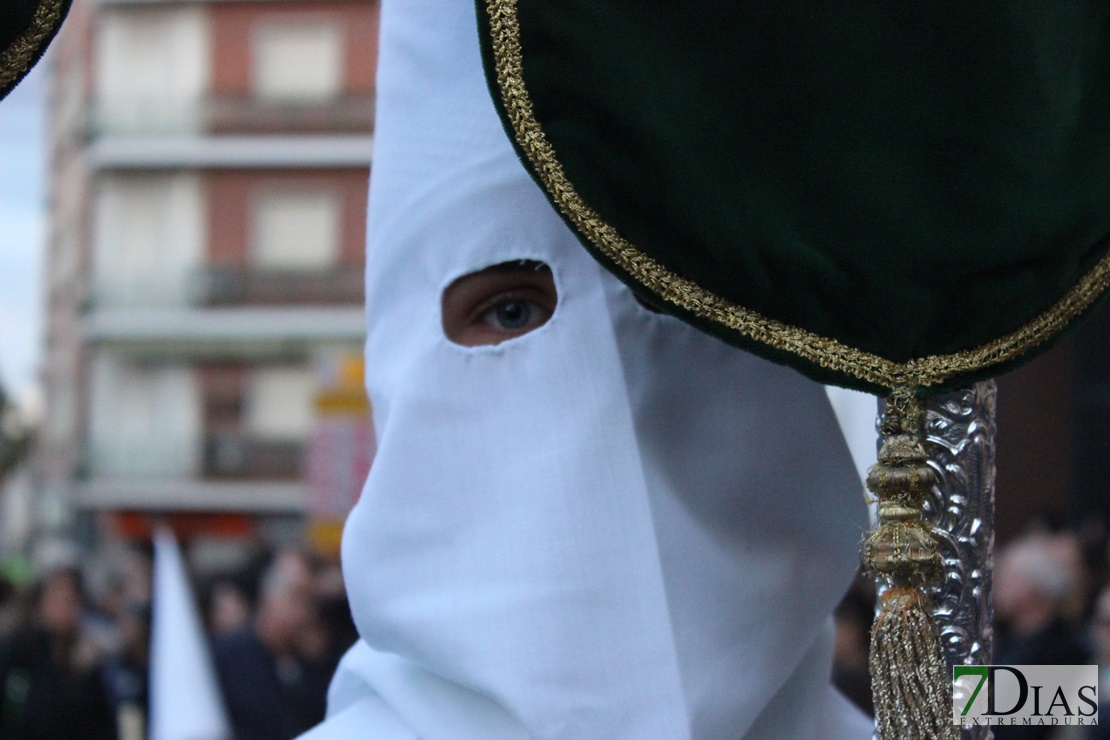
[95,7,209,133]
[253,23,343,102]
[251,189,341,269]
[89,354,201,477]
[93,173,204,306]
[245,366,316,440]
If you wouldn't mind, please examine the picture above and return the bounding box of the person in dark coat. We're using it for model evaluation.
[213,551,329,740]
[993,535,1090,740]
[99,600,151,740]
[1089,585,1110,740]
[0,567,116,739]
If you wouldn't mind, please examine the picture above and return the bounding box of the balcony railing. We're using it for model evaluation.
[87,435,302,482]
[87,267,363,310]
[87,99,204,138]
[190,267,364,307]
[85,440,201,480]
[203,434,303,481]
[74,479,306,514]
[87,94,375,138]
[208,94,375,135]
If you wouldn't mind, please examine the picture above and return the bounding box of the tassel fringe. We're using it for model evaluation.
[870,588,959,739]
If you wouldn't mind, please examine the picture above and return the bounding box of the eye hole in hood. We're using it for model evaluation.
[441,260,557,346]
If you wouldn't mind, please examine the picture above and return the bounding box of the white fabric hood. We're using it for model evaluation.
[305,1,873,737]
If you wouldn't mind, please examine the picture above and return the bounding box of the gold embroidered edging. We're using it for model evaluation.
[484,0,1110,391]
[0,0,64,94]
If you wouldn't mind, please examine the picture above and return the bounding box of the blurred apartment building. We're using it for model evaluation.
[37,0,379,548]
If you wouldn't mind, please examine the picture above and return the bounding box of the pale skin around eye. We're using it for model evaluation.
[441,261,557,346]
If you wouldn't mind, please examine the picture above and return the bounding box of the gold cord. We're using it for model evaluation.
[0,0,64,94]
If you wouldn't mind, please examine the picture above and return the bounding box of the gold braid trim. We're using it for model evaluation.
[484,0,1110,391]
[0,0,64,94]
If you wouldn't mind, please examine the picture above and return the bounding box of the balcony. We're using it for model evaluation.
[85,439,200,481]
[88,135,373,170]
[76,434,306,513]
[81,305,366,359]
[74,479,305,513]
[83,265,365,357]
[208,94,375,136]
[203,434,303,481]
[191,266,364,307]
[87,94,374,139]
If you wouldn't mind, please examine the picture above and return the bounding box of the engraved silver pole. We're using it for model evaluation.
[922,381,998,740]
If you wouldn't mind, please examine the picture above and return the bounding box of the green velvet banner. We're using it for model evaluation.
[479,1,1110,393]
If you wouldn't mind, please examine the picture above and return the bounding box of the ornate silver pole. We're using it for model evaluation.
[922,381,998,740]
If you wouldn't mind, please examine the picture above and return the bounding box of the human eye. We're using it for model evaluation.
[442,260,557,346]
[479,294,552,332]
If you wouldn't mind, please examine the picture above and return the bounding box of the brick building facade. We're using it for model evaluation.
[38,0,379,545]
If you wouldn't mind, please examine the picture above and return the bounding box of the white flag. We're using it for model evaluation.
[825,385,881,522]
[150,526,232,740]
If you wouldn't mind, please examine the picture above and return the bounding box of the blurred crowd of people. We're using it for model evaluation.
[5,514,1110,739]
[833,513,1110,740]
[0,541,356,740]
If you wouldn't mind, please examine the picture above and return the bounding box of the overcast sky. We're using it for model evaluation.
[0,65,45,416]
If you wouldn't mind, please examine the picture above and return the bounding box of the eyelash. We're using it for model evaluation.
[472,290,535,321]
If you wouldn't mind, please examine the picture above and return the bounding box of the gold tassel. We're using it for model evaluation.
[863,388,958,740]
[870,588,956,739]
